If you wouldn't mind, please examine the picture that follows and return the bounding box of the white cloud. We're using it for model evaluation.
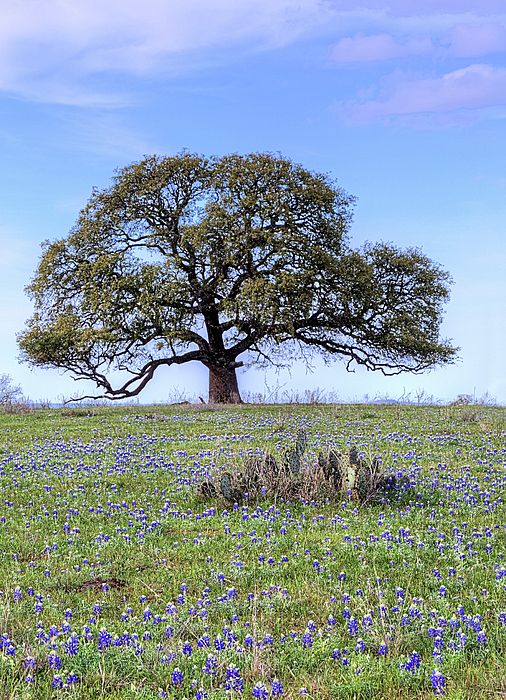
[341,63,506,122]
[1,0,505,108]
[0,0,332,105]
[446,22,506,56]
[331,34,433,63]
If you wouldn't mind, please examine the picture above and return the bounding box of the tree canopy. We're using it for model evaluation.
[18,152,457,403]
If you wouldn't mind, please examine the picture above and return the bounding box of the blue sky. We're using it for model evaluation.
[1,0,505,404]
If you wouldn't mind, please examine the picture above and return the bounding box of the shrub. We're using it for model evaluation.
[198,429,410,505]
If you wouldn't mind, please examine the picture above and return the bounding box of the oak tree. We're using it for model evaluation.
[18,152,457,403]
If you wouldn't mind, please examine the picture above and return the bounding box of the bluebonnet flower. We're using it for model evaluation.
[48,652,62,669]
[214,636,225,650]
[171,668,183,686]
[430,669,445,695]
[252,682,268,699]
[182,642,193,657]
[98,628,112,651]
[225,665,244,693]
[347,618,359,637]
[271,679,283,696]
[377,643,388,656]
[401,651,421,674]
[355,638,366,653]
[65,634,79,656]
[52,675,64,689]
[203,654,218,676]
[302,631,313,648]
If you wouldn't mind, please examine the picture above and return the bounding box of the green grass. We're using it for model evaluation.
[0,403,505,699]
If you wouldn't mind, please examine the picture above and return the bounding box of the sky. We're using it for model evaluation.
[1,0,505,405]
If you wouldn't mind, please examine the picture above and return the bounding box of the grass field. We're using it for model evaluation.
[0,403,505,699]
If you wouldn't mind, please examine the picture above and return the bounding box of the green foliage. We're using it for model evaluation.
[18,152,457,403]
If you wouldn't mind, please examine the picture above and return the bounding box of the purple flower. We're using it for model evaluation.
[347,618,359,637]
[302,631,313,648]
[182,642,193,657]
[355,638,366,653]
[377,643,388,656]
[271,679,283,696]
[252,682,268,699]
[65,634,79,656]
[430,669,446,695]
[98,628,112,651]
[48,652,62,670]
[171,668,183,686]
[225,665,244,693]
[203,654,218,676]
[401,651,421,674]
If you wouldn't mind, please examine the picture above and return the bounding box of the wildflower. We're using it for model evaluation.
[172,668,183,686]
[214,636,225,650]
[252,682,268,699]
[430,669,446,695]
[52,675,64,689]
[65,634,79,656]
[302,631,313,648]
[347,618,359,637]
[48,652,62,669]
[271,678,283,696]
[182,642,193,657]
[401,651,421,674]
[225,665,244,693]
[377,643,388,656]
[98,628,112,651]
[355,638,366,653]
[203,654,218,676]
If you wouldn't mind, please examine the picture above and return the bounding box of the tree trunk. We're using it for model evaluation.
[208,364,243,404]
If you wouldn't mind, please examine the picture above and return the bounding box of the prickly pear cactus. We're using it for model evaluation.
[283,428,308,475]
[295,428,308,455]
[283,448,302,475]
[220,473,233,502]
[318,449,344,489]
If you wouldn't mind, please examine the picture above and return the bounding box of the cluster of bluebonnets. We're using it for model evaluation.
[0,408,505,697]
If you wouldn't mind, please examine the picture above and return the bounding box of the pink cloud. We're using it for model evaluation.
[342,64,506,121]
[331,33,433,63]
